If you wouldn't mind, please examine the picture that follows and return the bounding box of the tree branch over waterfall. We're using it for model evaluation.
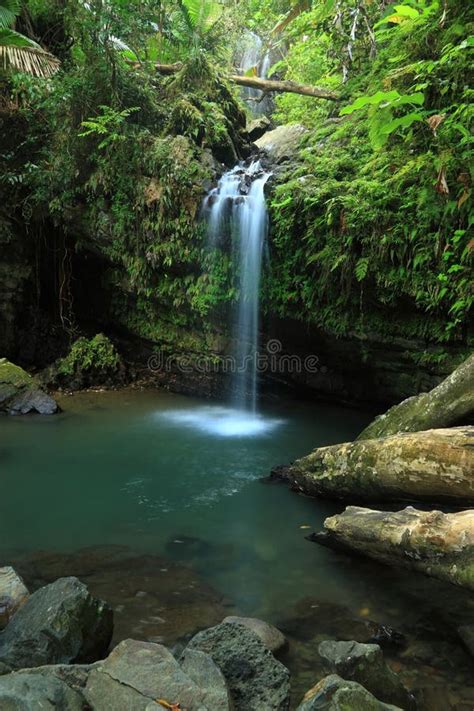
[145,62,339,101]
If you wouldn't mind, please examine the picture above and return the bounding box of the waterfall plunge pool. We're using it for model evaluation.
[1,388,473,709]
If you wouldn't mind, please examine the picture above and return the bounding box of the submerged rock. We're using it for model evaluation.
[222,615,287,654]
[85,638,231,710]
[0,576,113,670]
[318,640,415,709]
[0,672,84,711]
[0,567,29,629]
[255,124,308,162]
[296,674,402,710]
[357,352,474,440]
[285,426,474,505]
[0,358,57,415]
[318,506,474,591]
[187,621,290,710]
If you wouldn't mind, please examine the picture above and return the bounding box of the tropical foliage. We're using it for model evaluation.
[0,0,472,360]
[0,0,58,76]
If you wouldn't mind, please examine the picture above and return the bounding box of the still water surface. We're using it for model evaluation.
[1,390,473,708]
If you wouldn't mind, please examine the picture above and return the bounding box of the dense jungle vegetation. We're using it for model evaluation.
[0,0,472,370]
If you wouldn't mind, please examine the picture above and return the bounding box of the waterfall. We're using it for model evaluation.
[236,31,272,116]
[204,160,271,412]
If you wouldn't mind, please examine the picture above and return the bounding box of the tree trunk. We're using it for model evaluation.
[357,353,474,441]
[316,506,474,591]
[149,62,338,101]
[284,426,474,505]
[229,75,338,101]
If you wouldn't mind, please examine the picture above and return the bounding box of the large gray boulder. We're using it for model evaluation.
[0,358,58,415]
[187,621,290,710]
[85,638,231,710]
[255,124,307,162]
[0,567,29,629]
[357,352,474,440]
[0,672,84,710]
[0,577,113,670]
[296,674,402,710]
[222,616,287,654]
[318,640,415,709]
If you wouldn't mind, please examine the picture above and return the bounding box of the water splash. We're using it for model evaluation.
[159,406,283,438]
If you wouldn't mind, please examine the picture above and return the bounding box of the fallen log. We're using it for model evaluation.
[146,62,338,101]
[285,426,474,505]
[229,74,338,101]
[316,506,474,591]
[357,352,474,440]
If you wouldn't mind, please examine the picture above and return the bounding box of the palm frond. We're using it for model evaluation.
[0,29,60,77]
[0,0,21,29]
[178,0,222,34]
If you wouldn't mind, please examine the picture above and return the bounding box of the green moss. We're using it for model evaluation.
[0,359,32,387]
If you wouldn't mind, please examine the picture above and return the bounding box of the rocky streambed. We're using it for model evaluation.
[3,564,469,710]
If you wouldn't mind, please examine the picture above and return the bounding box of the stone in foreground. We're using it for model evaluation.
[286,426,474,505]
[318,506,474,591]
[187,621,290,710]
[0,672,84,710]
[318,640,414,709]
[296,674,402,710]
[222,615,287,654]
[0,567,29,629]
[358,352,474,440]
[0,577,113,670]
[0,358,58,415]
[85,638,231,710]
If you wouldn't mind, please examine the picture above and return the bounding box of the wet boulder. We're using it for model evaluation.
[0,672,84,710]
[222,616,287,654]
[296,674,402,710]
[0,577,113,670]
[357,352,474,440]
[187,621,290,710]
[318,640,415,709]
[85,639,231,711]
[0,358,57,415]
[0,567,29,629]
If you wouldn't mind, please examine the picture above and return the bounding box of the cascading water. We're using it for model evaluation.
[205,160,271,412]
[165,159,282,437]
[236,31,272,116]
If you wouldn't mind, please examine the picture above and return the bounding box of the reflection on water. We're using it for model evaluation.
[1,389,473,709]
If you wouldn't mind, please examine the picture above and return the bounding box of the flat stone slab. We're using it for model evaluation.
[85,639,231,710]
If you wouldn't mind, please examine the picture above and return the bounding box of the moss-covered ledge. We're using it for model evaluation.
[0,359,57,415]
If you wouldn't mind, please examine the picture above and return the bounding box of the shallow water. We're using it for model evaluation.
[1,389,473,709]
